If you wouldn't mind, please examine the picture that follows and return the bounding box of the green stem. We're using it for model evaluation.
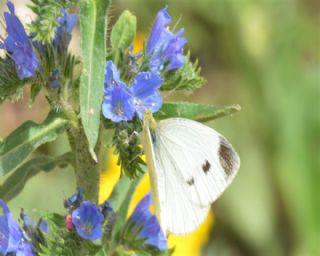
[68,124,102,202]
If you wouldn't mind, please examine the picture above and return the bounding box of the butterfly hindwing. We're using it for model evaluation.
[154,138,210,234]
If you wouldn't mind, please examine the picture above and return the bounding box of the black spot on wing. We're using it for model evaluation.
[218,136,236,178]
[202,160,211,174]
[187,177,195,186]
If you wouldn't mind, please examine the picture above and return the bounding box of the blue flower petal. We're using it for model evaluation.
[102,85,135,122]
[104,60,121,92]
[39,220,49,233]
[2,1,39,79]
[72,201,104,240]
[0,199,23,254]
[147,6,187,72]
[16,242,34,256]
[129,193,167,251]
[131,72,163,118]
[53,9,78,50]
[139,216,167,251]
[7,1,15,14]
[132,72,163,99]
[134,92,162,119]
[147,6,171,53]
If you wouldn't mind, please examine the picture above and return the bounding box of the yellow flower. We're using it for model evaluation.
[99,150,214,256]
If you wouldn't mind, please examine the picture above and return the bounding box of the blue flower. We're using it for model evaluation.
[147,6,187,72]
[0,1,39,79]
[72,201,104,240]
[20,210,48,234]
[53,8,78,51]
[131,72,163,119]
[99,200,113,218]
[16,242,34,256]
[102,85,135,122]
[128,193,167,251]
[0,199,23,254]
[64,188,84,209]
[102,61,163,122]
[48,69,60,89]
[0,200,35,256]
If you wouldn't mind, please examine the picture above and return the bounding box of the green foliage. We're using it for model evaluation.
[106,175,142,253]
[112,118,145,178]
[0,57,26,103]
[28,0,78,42]
[0,111,69,176]
[40,213,101,256]
[0,153,73,201]
[154,102,241,122]
[111,10,137,65]
[79,0,109,159]
[161,52,206,91]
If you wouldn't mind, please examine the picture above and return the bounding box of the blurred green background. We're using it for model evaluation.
[0,0,319,255]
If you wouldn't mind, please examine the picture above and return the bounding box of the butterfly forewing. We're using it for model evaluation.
[143,116,240,235]
[156,118,240,207]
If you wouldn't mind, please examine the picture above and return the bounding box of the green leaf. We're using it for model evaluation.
[0,112,69,176]
[111,10,137,64]
[154,102,241,122]
[29,83,42,107]
[0,57,26,103]
[108,175,142,244]
[79,0,109,158]
[95,249,107,256]
[0,153,73,201]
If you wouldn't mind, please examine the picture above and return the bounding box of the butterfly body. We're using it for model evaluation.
[143,112,240,235]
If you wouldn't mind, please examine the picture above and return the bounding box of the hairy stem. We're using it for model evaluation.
[68,125,102,202]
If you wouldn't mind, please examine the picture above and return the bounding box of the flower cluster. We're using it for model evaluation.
[63,190,167,251]
[53,8,78,53]
[0,1,39,80]
[0,1,77,89]
[102,61,163,122]
[102,6,186,123]
[147,6,187,73]
[64,189,108,240]
[0,200,48,256]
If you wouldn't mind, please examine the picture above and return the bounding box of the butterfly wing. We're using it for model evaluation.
[143,120,209,235]
[143,117,240,235]
[156,118,240,207]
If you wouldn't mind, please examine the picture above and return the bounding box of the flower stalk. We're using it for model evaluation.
[67,125,102,202]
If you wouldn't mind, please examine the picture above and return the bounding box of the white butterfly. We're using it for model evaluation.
[142,111,240,235]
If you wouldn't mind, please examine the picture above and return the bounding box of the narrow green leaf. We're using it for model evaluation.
[0,57,25,103]
[108,175,142,242]
[29,83,42,107]
[79,0,109,157]
[111,10,136,62]
[95,249,107,256]
[154,102,241,122]
[0,112,69,176]
[0,153,73,201]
